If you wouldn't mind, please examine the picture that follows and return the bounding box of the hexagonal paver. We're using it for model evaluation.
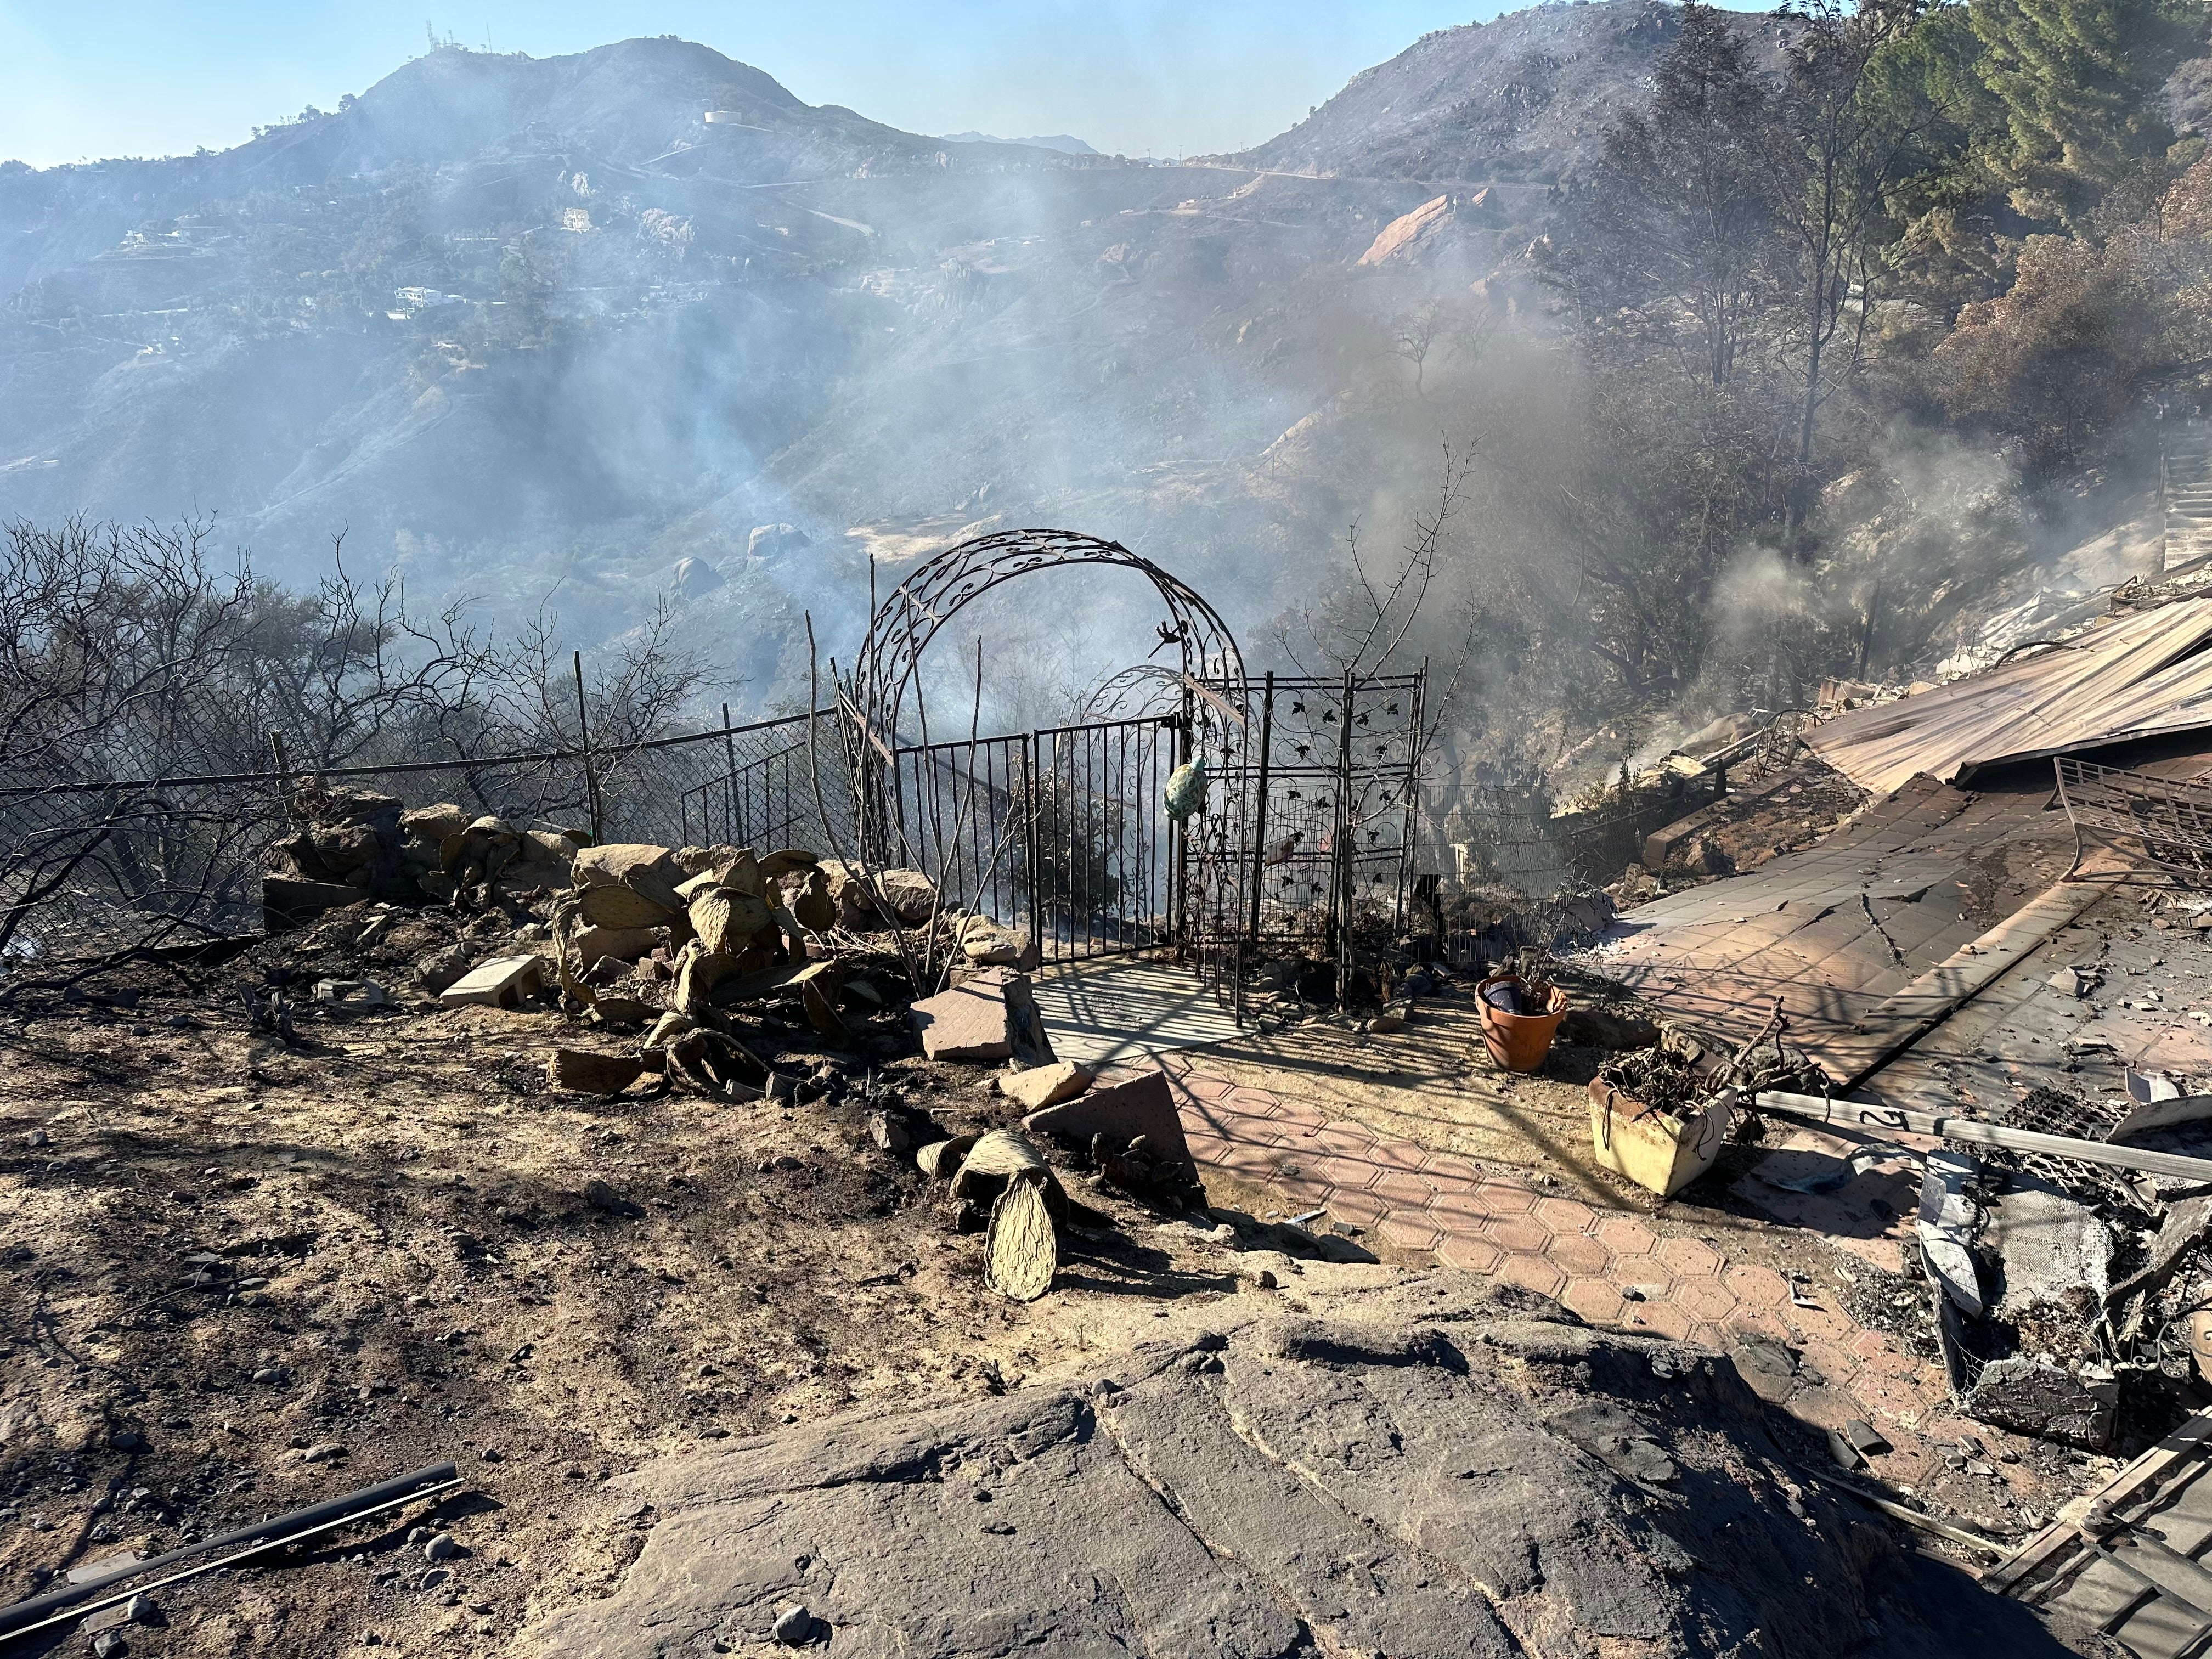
[1421,1152,1483,1186]
[1559,1277,1625,1324]
[1471,1182,1537,1217]
[1498,1254,1566,1298]
[1365,1139,1431,1176]
[1533,1197,1597,1235]
[1437,1235,1503,1274]
[1631,1300,1696,1341]
[1371,1170,1437,1211]
[1545,1233,1612,1278]
[1311,1126,1379,1158]
[1849,1329,1894,1362]
[1486,1215,1554,1255]
[1426,1188,1500,1229]
[1313,1155,1383,1194]
[1675,1278,1740,1324]
[1721,1263,1791,1310]
[1654,1237,1723,1279]
[1328,1188,1391,1228]
[1269,1170,1331,1208]
[1593,1216,1657,1256]
[1717,1305,1793,1345]
[1379,1214,1444,1254]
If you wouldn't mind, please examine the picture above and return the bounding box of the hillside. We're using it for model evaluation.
[1217,0,1798,183]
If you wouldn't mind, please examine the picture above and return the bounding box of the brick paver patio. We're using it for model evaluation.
[1153,1059,2007,1502]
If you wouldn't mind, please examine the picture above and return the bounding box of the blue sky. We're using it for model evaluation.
[7,1,1652,167]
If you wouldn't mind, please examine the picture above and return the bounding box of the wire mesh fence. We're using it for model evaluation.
[0,711,842,972]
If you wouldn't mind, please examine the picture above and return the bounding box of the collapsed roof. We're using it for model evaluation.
[1807,597,2212,796]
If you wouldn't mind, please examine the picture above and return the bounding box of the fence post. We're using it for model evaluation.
[1170,689,1193,953]
[720,701,740,844]
[573,651,602,842]
[1396,664,1425,932]
[1023,732,1044,961]
[1245,672,1276,947]
[1330,669,1356,1009]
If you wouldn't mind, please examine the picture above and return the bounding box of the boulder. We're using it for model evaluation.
[582,884,682,931]
[517,1290,2012,1659]
[747,523,811,561]
[546,1049,646,1096]
[401,803,472,844]
[573,924,662,968]
[573,844,686,912]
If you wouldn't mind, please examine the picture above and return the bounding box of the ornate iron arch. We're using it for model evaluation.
[848,528,1246,746]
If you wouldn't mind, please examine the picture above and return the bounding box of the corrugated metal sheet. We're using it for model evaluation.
[1807,599,2212,795]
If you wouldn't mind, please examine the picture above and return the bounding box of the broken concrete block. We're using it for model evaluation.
[1000,1061,1094,1111]
[439,955,544,1009]
[1916,1149,1983,1318]
[1985,1180,2111,1318]
[313,978,387,1008]
[546,1049,646,1096]
[1024,1072,1195,1176]
[1963,1357,2117,1451]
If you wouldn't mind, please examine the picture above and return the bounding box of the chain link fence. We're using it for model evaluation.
[0,711,847,974]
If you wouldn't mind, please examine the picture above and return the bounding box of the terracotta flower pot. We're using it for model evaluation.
[1476,975,1568,1072]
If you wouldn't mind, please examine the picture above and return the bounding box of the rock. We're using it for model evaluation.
[911,972,1023,1062]
[580,883,681,930]
[302,1442,347,1464]
[425,1532,459,1562]
[572,924,662,967]
[1964,1357,2118,1450]
[516,1291,2023,1658]
[749,524,811,561]
[439,955,544,1009]
[672,556,724,596]
[758,848,819,879]
[401,803,472,843]
[1368,1002,1410,1035]
[1024,1072,1195,1177]
[873,867,938,925]
[573,844,686,912]
[414,944,475,995]
[546,1050,646,1096]
[109,1430,145,1452]
[998,1062,1094,1111]
[125,1593,157,1623]
[868,1113,913,1154]
[251,1367,285,1385]
[771,1602,815,1645]
[262,876,368,932]
[91,1630,127,1657]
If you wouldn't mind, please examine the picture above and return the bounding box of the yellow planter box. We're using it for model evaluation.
[1588,1082,1736,1198]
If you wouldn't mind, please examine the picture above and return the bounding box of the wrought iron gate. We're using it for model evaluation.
[884,715,1178,965]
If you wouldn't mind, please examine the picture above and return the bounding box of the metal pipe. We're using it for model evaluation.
[0,1463,459,1641]
[1754,1091,2212,1181]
